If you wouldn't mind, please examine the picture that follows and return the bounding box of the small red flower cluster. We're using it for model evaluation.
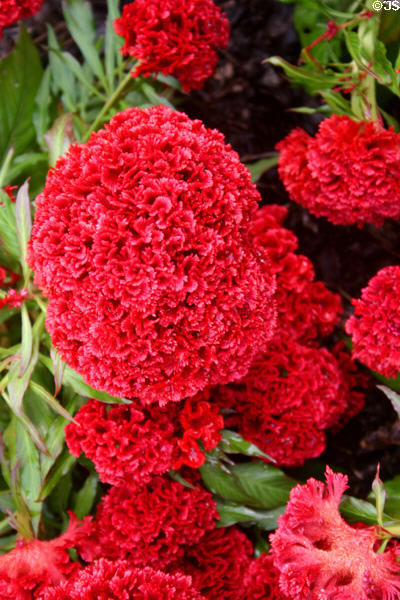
[243,553,284,599]
[28,105,276,406]
[217,338,365,466]
[114,0,229,92]
[39,559,205,600]
[346,265,400,378]
[65,394,223,486]
[0,0,42,39]
[277,115,400,227]
[0,265,27,310]
[270,467,400,599]
[249,204,342,341]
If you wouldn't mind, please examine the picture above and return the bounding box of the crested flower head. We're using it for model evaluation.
[114,0,229,92]
[0,0,42,39]
[0,513,90,598]
[346,265,400,379]
[28,105,276,405]
[243,553,285,599]
[38,559,205,599]
[270,467,400,599]
[277,115,400,227]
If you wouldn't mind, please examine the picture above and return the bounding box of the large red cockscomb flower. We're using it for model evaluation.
[243,553,286,599]
[270,467,400,599]
[114,0,229,92]
[171,527,253,600]
[65,394,223,486]
[0,0,42,39]
[216,338,365,467]
[28,105,276,406]
[250,204,342,341]
[0,514,89,598]
[80,476,218,568]
[277,115,400,227]
[346,266,400,379]
[38,559,205,600]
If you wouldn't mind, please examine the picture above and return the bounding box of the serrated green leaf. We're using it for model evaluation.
[14,181,32,279]
[216,500,285,529]
[219,430,272,459]
[231,462,295,509]
[0,190,19,260]
[62,0,107,92]
[0,27,43,164]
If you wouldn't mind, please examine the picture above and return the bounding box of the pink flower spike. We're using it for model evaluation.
[270,467,400,599]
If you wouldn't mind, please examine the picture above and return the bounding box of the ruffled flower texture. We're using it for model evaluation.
[114,0,229,92]
[65,393,223,486]
[346,265,400,379]
[243,553,285,599]
[277,115,400,227]
[216,337,365,467]
[0,514,90,599]
[80,476,218,568]
[170,527,253,600]
[249,204,342,342]
[0,0,42,39]
[38,559,205,599]
[270,467,400,599]
[28,105,276,406]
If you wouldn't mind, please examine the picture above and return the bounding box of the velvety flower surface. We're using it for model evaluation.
[277,115,400,227]
[0,514,89,598]
[171,527,253,600]
[114,0,229,92]
[243,553,285,599]
[270,467,400,599]
[65,394,223,486]
[28,105,276,405]
[0,0,42,39]
[346,265,400,379]
[250,204,342,342]
[38,559,205,599]
[81,476,218,568]
[216,338,365,466]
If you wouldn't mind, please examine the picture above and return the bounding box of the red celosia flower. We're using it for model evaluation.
[170,527,253,600]
[0,513,89,598]
[216,337,365,466]
[250,204,342,342]
[277,115,400,227]
[4,184,17,202]
[65,394,224,485]
[38,559,205,600]
[28,105,276,405]
[270,467,400,599]
[243,553,286,599]
[0,287,27,309]
[80,476,218,568]
[346,266,400,379]
[114,0,229,92]
[0,0,42,39]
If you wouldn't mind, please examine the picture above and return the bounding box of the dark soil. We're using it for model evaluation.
[2,0,400,496]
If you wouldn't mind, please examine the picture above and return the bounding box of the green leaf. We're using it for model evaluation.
[371,475,400,519]
[200,462,254,505]
[216,500,285,529]
[230,462,295,509]
[62,0,107,92]
[14,181,32,278]
[33,67,52,148]
[38,449,76,501]
[7,152,48,183]
[39,352,131,404]
[339,495,378,525]
[245,156,279,183]
[72,472,100,519]
[377,385,400,419]
[0,27,43,164]
[266,56,338,91]
[105,0,123,90]
[0,190,19,261]
[19,304,32,377]
[47,25,77,112]
[45,113,75,167]
[219,430,272,460]
[28,380,75,423]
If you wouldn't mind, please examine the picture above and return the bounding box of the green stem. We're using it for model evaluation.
[83,70,134,141]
